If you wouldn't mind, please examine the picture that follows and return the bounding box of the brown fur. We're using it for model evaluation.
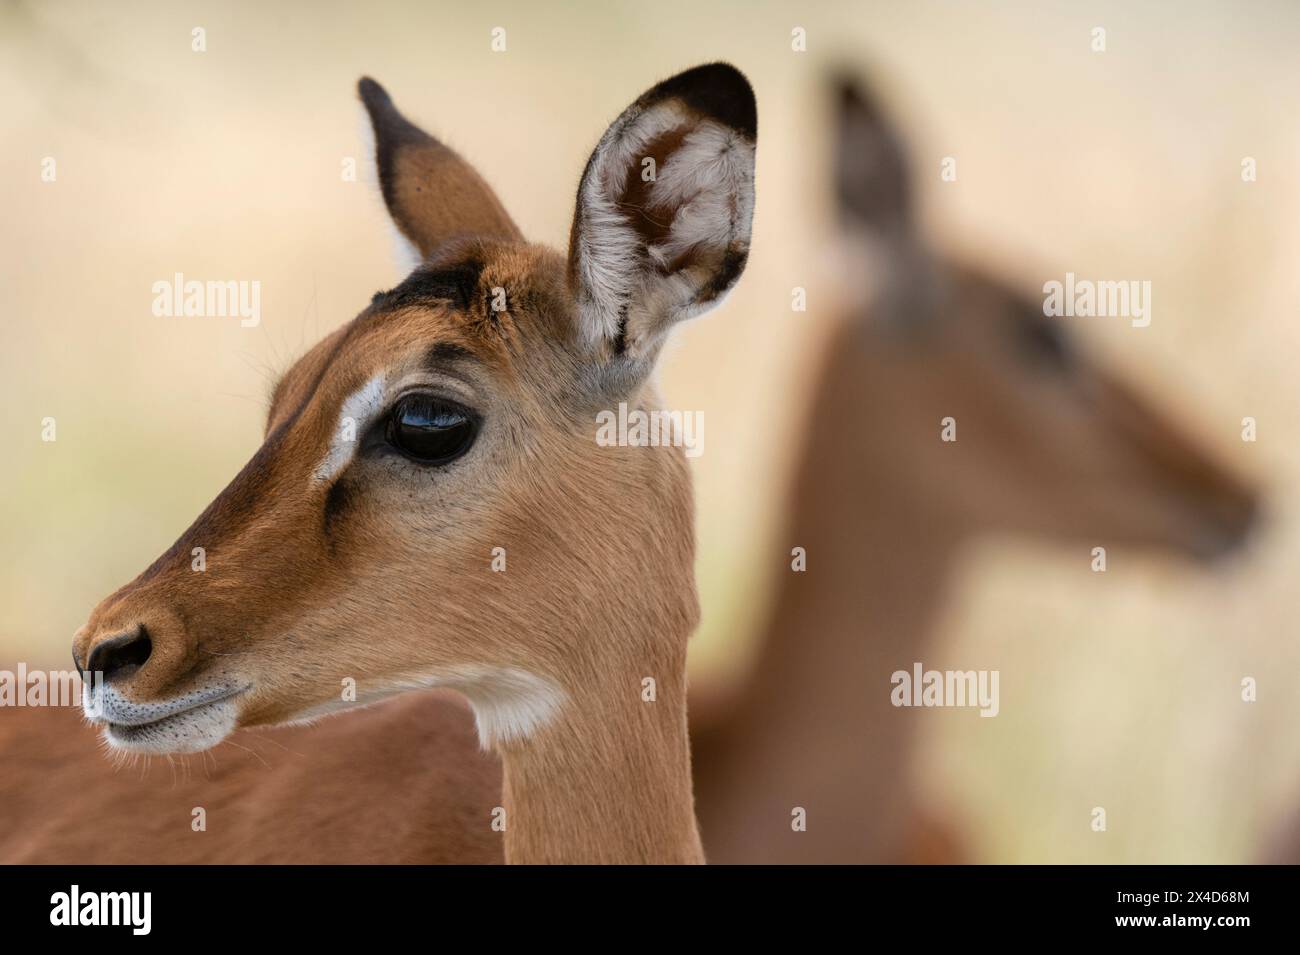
[360,77,522,251]
[0,693,501,863]
[2,65,757,865]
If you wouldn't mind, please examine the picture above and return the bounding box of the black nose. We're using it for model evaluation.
[85,626,153,684]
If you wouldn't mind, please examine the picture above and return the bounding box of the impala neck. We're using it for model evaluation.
[499,657,702,864]
[744,490,959,729]
[694,322,966,862]
[740,320,966,734]
[696,493,959,863]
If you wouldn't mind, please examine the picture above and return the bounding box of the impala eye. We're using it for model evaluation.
[385,394,478,465]
[1017,310,1074,371]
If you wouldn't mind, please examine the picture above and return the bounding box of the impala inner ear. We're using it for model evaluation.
[566,62,757,375]
[359,77,522,263]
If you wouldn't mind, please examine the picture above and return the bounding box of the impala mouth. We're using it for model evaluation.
[87,684,250,755]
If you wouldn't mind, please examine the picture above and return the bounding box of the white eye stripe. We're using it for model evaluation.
[313,374,387,483]
[311,371,485,485]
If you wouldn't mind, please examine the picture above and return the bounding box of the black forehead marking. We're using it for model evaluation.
[270,251,488,438]
[374,255,485,312]
[424,341,479,368]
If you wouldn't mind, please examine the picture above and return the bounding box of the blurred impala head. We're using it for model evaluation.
[829,77,1259,559]
[73,65,757,756]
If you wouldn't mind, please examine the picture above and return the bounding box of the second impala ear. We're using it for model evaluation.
[567,62,757,367]
[359,77,522,264]
[835,76,912,234]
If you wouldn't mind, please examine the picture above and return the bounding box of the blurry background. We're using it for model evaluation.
[2,0,1298,862]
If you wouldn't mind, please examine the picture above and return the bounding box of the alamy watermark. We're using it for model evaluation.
[50,885,151,935]
[1043,272,1151,328]
[0,665,103,714]
[595,402,704,458]
[890,663,999,717]
[151,272,261,327]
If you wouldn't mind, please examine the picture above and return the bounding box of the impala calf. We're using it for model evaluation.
[692,76,1258,864]
[4,63,757,865]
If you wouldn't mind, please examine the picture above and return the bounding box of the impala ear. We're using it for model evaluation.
[567,62,757,372]
[833,76,939,332]
[358,77,522,266]
[835,76,912,233]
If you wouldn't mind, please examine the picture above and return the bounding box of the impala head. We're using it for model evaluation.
[74,64,757,754]
[830,77,1258,558]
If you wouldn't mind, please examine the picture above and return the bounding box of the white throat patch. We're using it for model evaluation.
[453,667,568,748]
[287,664,567,750]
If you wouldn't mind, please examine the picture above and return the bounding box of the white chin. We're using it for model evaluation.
[101,699,239,754]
